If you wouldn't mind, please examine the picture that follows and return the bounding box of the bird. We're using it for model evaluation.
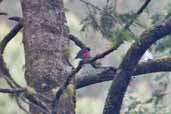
[75,47,99,80]
[75,47,98,68]
[75,47,91,59]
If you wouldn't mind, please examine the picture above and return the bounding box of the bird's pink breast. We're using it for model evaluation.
[83,51,91,58]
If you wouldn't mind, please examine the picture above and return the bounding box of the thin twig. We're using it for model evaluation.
[0,88,25,94]
[0,12,7,16]
[0,22,23,54]
[69,34,87,49]
[51,63,82,114]
[124,0,151,29]
[85,43,121,63]
[25,94,50,113]
[8,16,22,22]
[80,0,101,11]
[16,97,31,114]
[0,18,23,88]
[20,96,50,114]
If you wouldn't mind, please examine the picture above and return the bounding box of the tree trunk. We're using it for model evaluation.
[21,0,75,114]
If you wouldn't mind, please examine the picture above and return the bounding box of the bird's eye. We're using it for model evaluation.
[85,47,91,51]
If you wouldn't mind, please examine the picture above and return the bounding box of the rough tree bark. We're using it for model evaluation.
[21,0,75,114]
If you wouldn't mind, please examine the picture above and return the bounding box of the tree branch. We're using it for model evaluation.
[0,21,23,88]
[0,88,25,94]
[52,34,122,113]
[77,0,152,65]
[25,94,50,113]
[0,19,23,54]
[0,18,50,114]
[52,38,122,113]
[124,0,151,29]
[103,20,171,114]
[52,62,83,114]
[43,0,152,112]
[20,97,50,114]
[79,0,101,11]
[16,97,32,114]
[68,34,88,49]
[76,57,171,89]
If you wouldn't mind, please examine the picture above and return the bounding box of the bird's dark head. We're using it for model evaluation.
[75,47,91,59]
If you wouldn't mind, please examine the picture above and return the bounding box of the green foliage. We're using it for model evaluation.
[118,12,135,24]
[100,12,115,38]
[80,1,139,44]
[99,6,117,38]
[151,14,165,25]
[151,3,171,26]
[123,73,171,114]
[80,2,118,38]
[110,28,135,45]
[154,36,171,54]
